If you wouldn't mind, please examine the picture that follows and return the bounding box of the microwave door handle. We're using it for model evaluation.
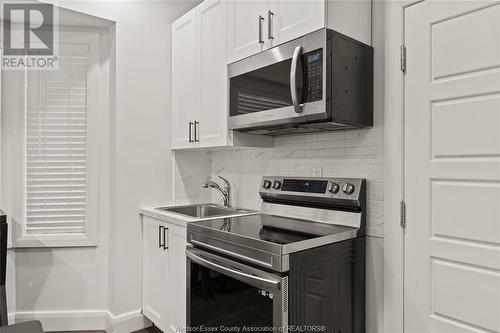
[290,45,304,113]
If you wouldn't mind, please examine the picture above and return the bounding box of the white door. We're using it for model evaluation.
[228,0,269,63]
[197,0,230,148]
[268,0,325,47]
[405,2,500,333]
[142,217,169,331]
[166,223,187,332]
[172,9,197,149]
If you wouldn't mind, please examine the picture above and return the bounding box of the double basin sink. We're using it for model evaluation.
[155,204,254,219]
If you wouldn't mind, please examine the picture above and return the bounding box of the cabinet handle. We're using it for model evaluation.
[158,225,163,249]
[268,11,274,40]
[194,121,199,143]
[188,122,193,143]
[258,15,264,44]
[163,227,169,250]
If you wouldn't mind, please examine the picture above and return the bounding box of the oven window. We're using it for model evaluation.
[230,58,302,117]
[189,262,274,331]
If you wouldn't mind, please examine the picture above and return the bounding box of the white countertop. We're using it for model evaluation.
[140,204,258,228]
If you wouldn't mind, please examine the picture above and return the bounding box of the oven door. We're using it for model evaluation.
[228,28,329,131]
[186,247,288,332]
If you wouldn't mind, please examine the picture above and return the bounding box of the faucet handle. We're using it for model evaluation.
[218,176,230,189]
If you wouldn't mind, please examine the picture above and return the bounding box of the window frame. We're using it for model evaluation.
[13,32,101,248]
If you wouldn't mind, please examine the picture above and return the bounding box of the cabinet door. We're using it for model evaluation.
[142,217,169,330]
[197,0,230,148]
[268,0,325,47]
[166,223,187,331]
[228,0,269,63]
[172,9,197,149]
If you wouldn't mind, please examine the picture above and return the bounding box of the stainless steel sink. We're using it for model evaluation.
[155,204,253,219]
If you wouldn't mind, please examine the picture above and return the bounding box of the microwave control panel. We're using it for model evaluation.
[304,49,323,102]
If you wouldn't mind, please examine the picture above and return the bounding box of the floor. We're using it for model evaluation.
[49,327,162,333]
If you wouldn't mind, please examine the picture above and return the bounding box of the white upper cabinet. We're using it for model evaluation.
[171,0,371,149]
[326,0,371,46]
[227,0,269,63]
[197,0,229,148]
[172,9,198,149]
[227,0,372,64]
[171,1,273,150]
[268,0,325,48]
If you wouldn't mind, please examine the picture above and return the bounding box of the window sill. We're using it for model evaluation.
[13,234,98,248]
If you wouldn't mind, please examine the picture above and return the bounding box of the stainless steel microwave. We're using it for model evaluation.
[228,28,373,136]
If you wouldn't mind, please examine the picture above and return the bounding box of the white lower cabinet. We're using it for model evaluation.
[142,215,187,333]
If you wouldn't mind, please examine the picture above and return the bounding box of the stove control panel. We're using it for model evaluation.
[260,176,365,202]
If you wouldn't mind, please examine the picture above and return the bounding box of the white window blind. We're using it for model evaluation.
[25,44,90,235]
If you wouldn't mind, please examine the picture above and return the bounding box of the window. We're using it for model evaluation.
[15,33,100,247]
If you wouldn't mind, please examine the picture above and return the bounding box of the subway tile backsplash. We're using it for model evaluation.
[174,126,384,238]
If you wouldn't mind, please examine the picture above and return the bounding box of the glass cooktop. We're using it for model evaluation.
[190,214,353,246]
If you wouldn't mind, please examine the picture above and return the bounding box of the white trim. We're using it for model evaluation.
[11,309,151,332]
[14,310,106,332]
[384,1,421,333]
[8,313,15,325]
[105,309,152,333]
[13,31,102,248]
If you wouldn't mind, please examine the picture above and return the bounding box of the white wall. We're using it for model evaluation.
[174,2,385,332]
[1,1,199,331]
[48,0,200,329]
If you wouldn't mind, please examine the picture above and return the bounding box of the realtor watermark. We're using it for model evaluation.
[171,326,327,332]
[2,3,59,70]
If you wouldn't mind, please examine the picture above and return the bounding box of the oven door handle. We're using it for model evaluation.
[186,249,281,290]
[290,45,304,114]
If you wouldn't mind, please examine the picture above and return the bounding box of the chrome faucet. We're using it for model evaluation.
[202,176,231,207]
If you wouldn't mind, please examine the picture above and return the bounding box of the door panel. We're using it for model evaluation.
[431,258,500,332]
[430,4,500,80]
[197,0,229,147]
[172,9,197,149]
[431,94,500,157]
[167,224,188,331]
[228,0,268,63]
[142,217,168,329]
[268,0,324,47]
[405,2,500,333]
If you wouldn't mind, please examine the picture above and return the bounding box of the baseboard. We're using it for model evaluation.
[11,309,151,332]
[14,310,107,331]
[106,309,152,333]
[8,312,15,325]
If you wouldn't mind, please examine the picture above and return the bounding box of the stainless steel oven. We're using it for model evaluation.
[228,28,373,135]
[186,176,367,333]
[186,247,288,332]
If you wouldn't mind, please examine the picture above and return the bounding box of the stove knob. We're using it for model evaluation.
[342,183,355,195]
[328,183,340,194]
[263,180,272,189]
[272,181,282,190]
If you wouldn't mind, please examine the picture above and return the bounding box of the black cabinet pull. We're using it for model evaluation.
[163,227,169,250]
[158,225,163,248]
[258,15,264,44]
[188,122,194,143]
[268,10,274,40]
[194,121,199,143]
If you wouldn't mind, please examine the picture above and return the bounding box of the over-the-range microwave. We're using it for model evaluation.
[228,28,373,136]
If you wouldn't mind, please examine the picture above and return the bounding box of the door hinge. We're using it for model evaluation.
[400,200,406,228]
[400,45,407,73]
